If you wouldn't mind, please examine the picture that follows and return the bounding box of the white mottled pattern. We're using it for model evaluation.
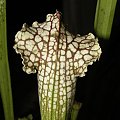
[13,11,102,120]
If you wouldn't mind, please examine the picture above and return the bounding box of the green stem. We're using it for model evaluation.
[0,0,14,120]
[94,0,117,39]
[71,102,82,120]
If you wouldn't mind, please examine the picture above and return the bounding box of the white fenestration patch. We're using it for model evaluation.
[67,35,73,43]
[74,51,82,60]
[32,21,39,27]
[86,33,95,39]
[81,50,89,55]
[91,44,99,50]
[35,35,41,42]
[16,31,22,39]
[78,59,84,67]
[38,42,43,50]
[67,50,72,58]
[69,44,76,53]
[84,54,92,61]
[61,50,65,55]
[24,31,33,40]
[30,54,35,62]
[46,67,51,73]
[17,41,24,46]
[24,50,30,56]
[26,40,35,51]
[72,42,78,48]
[44,22,51,31]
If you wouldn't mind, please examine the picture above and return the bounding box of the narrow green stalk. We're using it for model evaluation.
[71,102,82,120]
[94,0,117,39]
[0,0,14,120]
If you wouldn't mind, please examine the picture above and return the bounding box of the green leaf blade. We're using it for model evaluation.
[94,0,117,39]
[0,0,14,120]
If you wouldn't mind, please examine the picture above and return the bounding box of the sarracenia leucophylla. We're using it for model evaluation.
[14,11,102,120]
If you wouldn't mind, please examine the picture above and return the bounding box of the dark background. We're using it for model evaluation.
[0,0,120,120]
